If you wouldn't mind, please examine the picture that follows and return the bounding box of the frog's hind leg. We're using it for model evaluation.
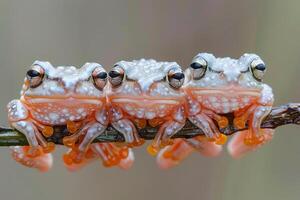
[64,144,134,171]
[10,146,53,172]
[147,107,186,156]
[91,143,134,169]
[227,129,274,158]
[157,137,222,169]
[63,121,107,165]
[156,139,193,169]
[7,100,54,171]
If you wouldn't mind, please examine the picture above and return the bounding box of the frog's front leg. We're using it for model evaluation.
[110,107,144,147]
[156,137,222,169]
[187,97,228,145]
[7,100,54,171]
[236,85,274,146]
[63,108,108,165]
[147,107,186,156]
[228,85,274,156]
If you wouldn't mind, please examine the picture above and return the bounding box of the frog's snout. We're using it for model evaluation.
[222,67,242,83]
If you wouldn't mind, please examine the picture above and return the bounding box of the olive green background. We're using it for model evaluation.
[0,0,299,200]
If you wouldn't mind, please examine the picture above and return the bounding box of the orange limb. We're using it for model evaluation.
[147,120,185,156]
[233,105,256,129]
[243,105,272,146]
[157,136,222,169]
[203,109,229,129]
[10,146,53,172]
[227,129,274,158]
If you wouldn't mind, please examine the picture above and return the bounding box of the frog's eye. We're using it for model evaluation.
[92,67,107,90]
[26,65,45,88]
[167,69,185,89]
[250,59,266,81]
[189,57,207,80]
[108,66,124,87]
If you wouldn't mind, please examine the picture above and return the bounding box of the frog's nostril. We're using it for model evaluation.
[109,70,120,78]
[172,73,185,80]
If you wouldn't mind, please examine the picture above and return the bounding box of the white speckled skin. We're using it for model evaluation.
[7,61,122,171]
[184,53,274,114]
[157,53,275,169]
[107,59,186,152]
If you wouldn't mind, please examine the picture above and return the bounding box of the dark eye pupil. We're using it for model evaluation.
[255,64,266,71]
[190,62,204,69]
[109,70,120,78]
[171,73,185,80]
[96,72,107,79]
[27,70,41,77]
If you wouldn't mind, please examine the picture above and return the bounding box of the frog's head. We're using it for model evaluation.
[107,59,185,99]
[22,61,108,102]
[185,53,267,95]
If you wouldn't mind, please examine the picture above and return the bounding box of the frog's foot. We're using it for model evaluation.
[91,143,133,168]
[63,145,85,165]
[10,146,53,172]
[118,148,134,170]
[64,148,97,171]
[189,113,226,145]
[157,137,222,169]
[64,144,134,171]
[186,136,223,157]
[67,121,83,134]
[228,129,274,158]
[156,139,193,169]
[147,121,185,156]
[203,109,229,129]
[233,116,247,129]
[233,106,256,129]
[112,119,144,147]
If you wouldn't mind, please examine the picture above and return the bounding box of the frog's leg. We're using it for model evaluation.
[64,144,134,171]
[227,129,274,158]
[91,144,134,169]
[147,107,186,156]
[189,113,227,145]
[110,107,144,147]
[233,85,274,146]
[63,109,108,165]
[10,146,53,172]
[7,100,54,171]
[187,99,227,145]
[156,137,222,169]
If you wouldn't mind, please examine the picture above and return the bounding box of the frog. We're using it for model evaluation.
[107,59,187,155]
[7,61,130,171]
[157,53,274,168]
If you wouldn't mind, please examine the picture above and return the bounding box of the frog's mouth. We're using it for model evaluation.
[189,87,261,98]
[110,95,184,106]
[23,95,104,105]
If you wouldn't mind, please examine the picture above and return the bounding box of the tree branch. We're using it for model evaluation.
[0,103,299,146]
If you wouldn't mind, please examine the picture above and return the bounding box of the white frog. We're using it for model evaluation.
[107,59,187,155]
[7,61,132,171]
[157,53,274,169]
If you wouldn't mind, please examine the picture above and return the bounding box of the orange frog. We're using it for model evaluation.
[157,53,274,169]
[107,59,186,155]
[7,61,132,171]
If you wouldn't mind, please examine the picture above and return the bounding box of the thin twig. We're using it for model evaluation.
[0,103,299,146]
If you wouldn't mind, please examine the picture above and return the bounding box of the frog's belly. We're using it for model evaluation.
[28,101,103,125]
[111,98,181,119]
[197,95,258,114]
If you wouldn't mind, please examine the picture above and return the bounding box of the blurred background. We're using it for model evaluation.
[0,0,299,200]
